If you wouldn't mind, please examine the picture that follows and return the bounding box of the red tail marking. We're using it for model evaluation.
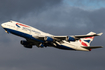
[85,37,94,39]
[79,40,88,47]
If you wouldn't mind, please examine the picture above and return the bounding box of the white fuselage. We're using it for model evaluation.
[1,21,89,51]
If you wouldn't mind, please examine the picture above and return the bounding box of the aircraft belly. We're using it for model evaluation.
[53,42,76,50]
[61,43,76,50]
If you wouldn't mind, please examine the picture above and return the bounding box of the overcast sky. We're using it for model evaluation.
[0,0,105,70]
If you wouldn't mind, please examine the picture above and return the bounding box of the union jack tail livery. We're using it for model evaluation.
[79,32,95,47]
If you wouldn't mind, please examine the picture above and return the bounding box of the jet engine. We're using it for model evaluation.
[44,36,54,42]
[20,40,32,48]
[66,36,76,42]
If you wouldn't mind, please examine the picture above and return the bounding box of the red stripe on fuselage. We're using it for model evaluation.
[16,23,29,27]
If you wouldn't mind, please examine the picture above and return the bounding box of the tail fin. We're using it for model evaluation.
[79,32,96,47]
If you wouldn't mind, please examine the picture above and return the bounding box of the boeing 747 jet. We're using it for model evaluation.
[1,21,103,51]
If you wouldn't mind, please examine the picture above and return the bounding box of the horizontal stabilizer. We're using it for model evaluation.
[82,46,103,49]
[97,33,103,36]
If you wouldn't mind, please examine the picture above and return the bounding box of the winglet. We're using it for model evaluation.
[97,33,103,36]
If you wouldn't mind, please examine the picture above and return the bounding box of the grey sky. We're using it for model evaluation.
[0,0,105,70]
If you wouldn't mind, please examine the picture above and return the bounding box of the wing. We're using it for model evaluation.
[32,32,103,42]
[54,32,103,40]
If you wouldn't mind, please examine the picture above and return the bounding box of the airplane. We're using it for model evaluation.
[1,20,103,51]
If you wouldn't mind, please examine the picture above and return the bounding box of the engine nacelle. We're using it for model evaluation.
[66,36,76,42]
[44,36,53,42]
[20,40,32,48]
[20,40,28,45]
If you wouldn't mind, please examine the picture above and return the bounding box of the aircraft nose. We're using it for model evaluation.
[1,24,4,27]
[1,23,5,28]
